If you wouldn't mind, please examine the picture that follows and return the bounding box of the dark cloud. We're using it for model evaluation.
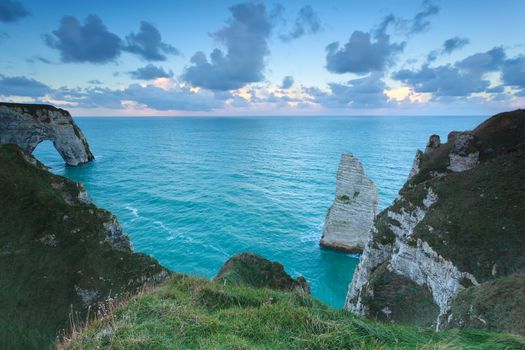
[442,37,470,54]
[455,47,505,74]
[393,64,491,97]
[45,15,122,63]
[128,64,173,80]
[501,55,525,88]
[182,2,276,90]
[325,30,405,74]
[410,0,439,34]
[280,5,321,42]
[87,80,103,85]
[0,0,29,23]
[393,48,506,97]
[0,75,51,97]
[281,75,294,89]
[124,21,178,61]
[310,73,391,108]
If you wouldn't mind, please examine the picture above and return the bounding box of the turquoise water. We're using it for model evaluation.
[34,115,486,307]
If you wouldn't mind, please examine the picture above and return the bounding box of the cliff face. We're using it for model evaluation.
[0,144,168,348]
[320,153,378,253]
[0,102,94,166]
[345,110,525,334]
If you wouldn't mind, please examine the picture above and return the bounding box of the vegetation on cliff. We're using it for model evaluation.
[0,144,167,349]
[346,109,525,335]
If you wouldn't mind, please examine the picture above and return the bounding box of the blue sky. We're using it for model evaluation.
[0,0,524,115]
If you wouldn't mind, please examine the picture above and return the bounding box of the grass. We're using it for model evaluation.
[61,274,525,349]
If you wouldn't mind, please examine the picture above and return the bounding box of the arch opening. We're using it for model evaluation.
[32,140,64,170]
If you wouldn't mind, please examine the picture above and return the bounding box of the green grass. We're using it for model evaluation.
[62,274,525,349]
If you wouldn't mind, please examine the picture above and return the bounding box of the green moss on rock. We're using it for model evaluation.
[214,253,310,293]
[447,274,525,335]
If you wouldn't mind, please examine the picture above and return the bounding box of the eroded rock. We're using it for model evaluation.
[320,153,378,253]
[0,102,94,166]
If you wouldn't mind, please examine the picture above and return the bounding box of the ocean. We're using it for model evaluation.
[34,115,486,307]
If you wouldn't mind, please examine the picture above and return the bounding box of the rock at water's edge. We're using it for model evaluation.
[0,102,94,166]
[320,153,378,253]
[215,253,310,294]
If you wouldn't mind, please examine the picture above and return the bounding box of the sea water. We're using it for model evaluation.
[33,115,485,307]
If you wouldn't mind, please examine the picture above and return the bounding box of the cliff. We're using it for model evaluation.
[345,110,525,334]
[0,103,94,166]
[320,153,378,252]
[0,144,168,349]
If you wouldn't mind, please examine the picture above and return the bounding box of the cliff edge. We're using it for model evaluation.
[0,144,168,348]
[0,102,94,166]
[345,110,525,335]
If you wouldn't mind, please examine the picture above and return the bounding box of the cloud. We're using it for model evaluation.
[501,55,525,88]
[0,0,29,23]
[182,2,276,90]
[393,64,491,97]
[45,81,225,111]
[280,5,321,41]
[25,56,53,64]
[442,37,470,54]
[281,75,294,89]
[410,0,439,34]
[128,64,173,80]
[325,30,405,74]
[455,47,505,74]
[124,21,178,61]
[310,73,391,108]
[0,75,51,97]
[45,15,122,63]
[393,48,506,97]
[121,84,223,111]
[88,80,103,85]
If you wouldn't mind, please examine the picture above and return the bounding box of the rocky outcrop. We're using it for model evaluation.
[320,153,378,253]
[215,253,310,294]
[0,102,94,166]
[345,110,525,334]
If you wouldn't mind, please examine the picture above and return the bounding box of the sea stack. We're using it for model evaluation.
[0,102,94,166]
[320,153,378,253]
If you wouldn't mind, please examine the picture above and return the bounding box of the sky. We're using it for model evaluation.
[0,0,524,116]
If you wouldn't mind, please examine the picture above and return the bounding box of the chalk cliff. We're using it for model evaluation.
[0,102,94,166]
[320,153,378,253]
[345,110,525,335]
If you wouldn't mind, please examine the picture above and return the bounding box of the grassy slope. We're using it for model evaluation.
[0,144,167,349]
[63,274,525,350]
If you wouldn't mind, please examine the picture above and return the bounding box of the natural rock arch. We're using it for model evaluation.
[0,103,94,166]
